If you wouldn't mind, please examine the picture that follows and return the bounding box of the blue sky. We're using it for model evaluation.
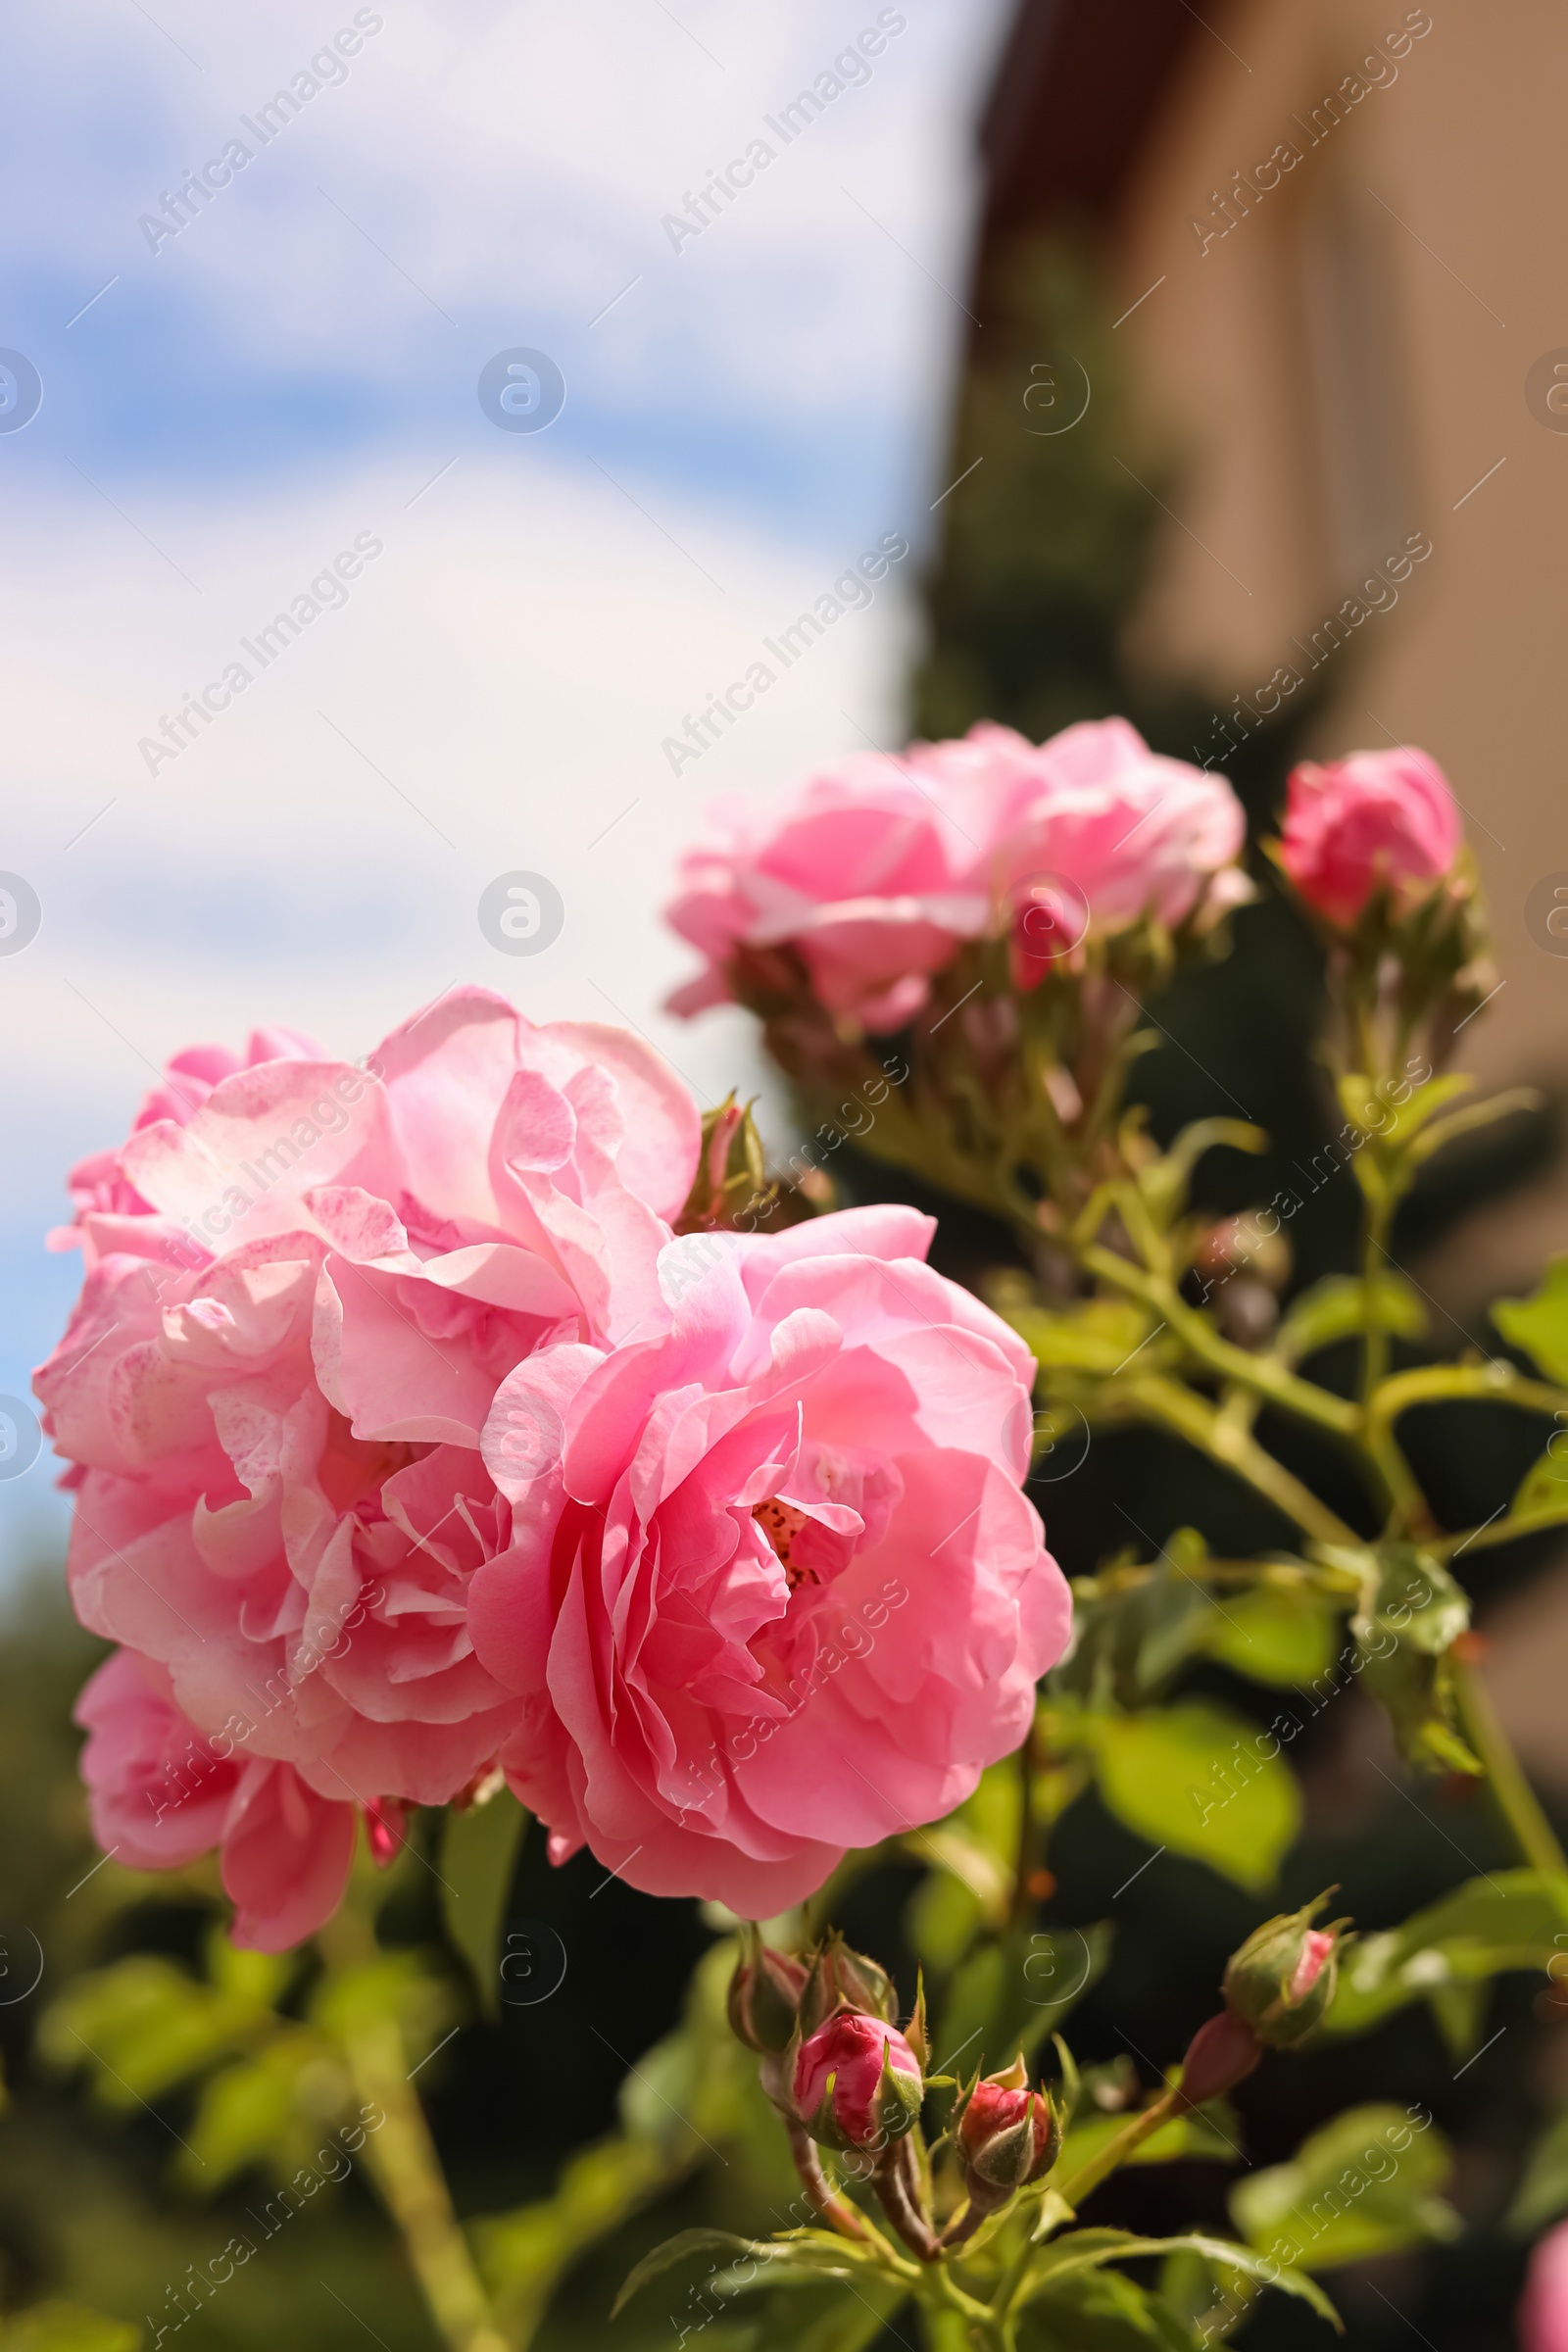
[0,0,1010,1564]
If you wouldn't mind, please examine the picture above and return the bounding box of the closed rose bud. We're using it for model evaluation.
[792,2008,924,2151]
[956,2055,1059,2204]
[727,1927,808,2055]
[1223,1892,1349,2048]
[1177,2008,1263,2106]
[799,1931,898,2034]
[1276,749,1461,928]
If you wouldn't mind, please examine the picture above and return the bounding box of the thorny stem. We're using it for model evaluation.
[318,1902,507,2352]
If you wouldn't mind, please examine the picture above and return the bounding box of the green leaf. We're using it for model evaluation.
[1494,1255,1568,1384]
[475,2134,677,2342]
[1131,1545,1216,1692]
[1326,1869,1568,2036]
[1015,2267,1200,2348]
[1506,2108,1568,2234]
[174,2032,341,2191]
[1426,1977,1489,2067]
[1278,1274,1427,1364]
[1352,1545,1478,1777]
[1082,1702,1300,1891]
[1338,1072,1473,1152]
[309,1949,453,2056]
[440,1788,528,2023]
[612,2230,761,2318]
[612,2230,873,2321]
[1230,2104,1458,2272]
[1200,1583,1338,1689]
[0,2307,140,2352]
[1058,2102,1240,2179]
[1510,1444,1568,1525]
[40,1955,281,2106]
[1021,2230,1340,2329]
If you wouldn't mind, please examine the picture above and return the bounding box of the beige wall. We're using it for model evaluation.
[1109,0,1568,1129]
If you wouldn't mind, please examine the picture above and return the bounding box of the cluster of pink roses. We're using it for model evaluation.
[666,719,1466,1029]
[41,989,1068,1946]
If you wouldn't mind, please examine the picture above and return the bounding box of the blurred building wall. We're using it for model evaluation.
[976,0,1568,1301]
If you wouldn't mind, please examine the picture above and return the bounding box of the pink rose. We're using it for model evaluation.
[1276,747,1461,926]
[665,721,1249,1022]
[665,754,992,1033]
[1521,2219,1568,2352]
[792,2010,923,2147]
[984,719,1250,984]
[50,1026,324,1247]
[75,1649,356,1950]
[41,990,702,1939]
[468,1203,1071,1915]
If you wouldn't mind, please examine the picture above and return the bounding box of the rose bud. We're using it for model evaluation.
[1177,2008,1263,2107]
[727,1925,808,2055]
[1275,748,1460,929]
[956,2054,1060,2204]
[792,2008,924,2151]
[1222,1891,1349,2048]
[799,1931,898,2034]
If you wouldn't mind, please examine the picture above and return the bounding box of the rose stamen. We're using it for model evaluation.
[753,1497,817,1590]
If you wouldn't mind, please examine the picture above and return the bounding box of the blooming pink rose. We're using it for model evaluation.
[792,2010,923,2147]
[468,1203,1071,1915]
[665,722,1248,1022]
[983,718,1250,985]
[1276,747,1461,926]
[665,754,992,1033]
[75,1648,356,1950]
[40,990,702,1935]
[50,1026,325,1246]
[1521,2219,1568,2352]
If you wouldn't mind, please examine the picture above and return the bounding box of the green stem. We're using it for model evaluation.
[1451,1653,1568,1875]
[1371,1363,1568,1427]
[1360,1194,1394,1410]
[1122,1374,1363,1549]
[988,2092,1182,2330]
[1080,1246,1361,1441]
[1435,1502,1568,1562]
[319,1905,507,2352]
[1051,2086,1182,2210]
